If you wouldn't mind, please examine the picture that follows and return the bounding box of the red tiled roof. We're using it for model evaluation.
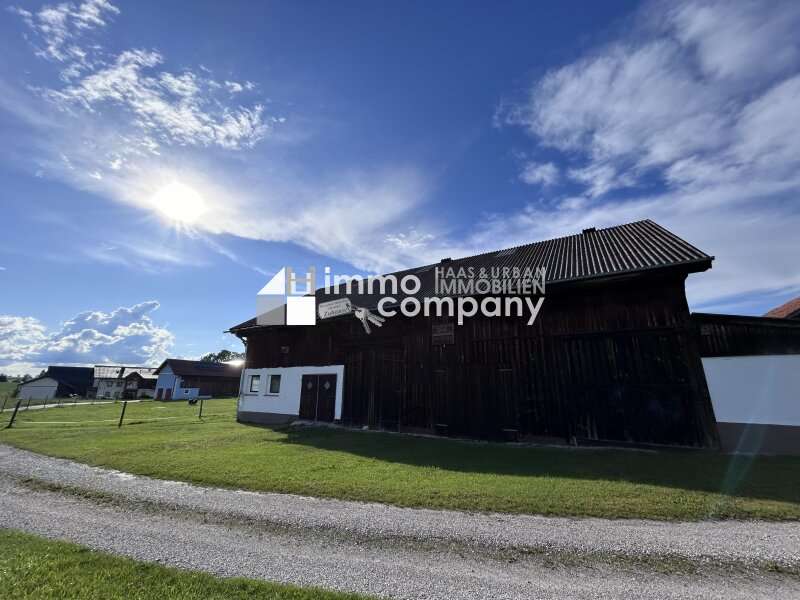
[764,296,800,319]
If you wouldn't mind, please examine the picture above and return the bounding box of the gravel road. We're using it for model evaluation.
[1,444,798,599]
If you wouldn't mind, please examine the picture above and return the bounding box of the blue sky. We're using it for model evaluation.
[1,0,799,375]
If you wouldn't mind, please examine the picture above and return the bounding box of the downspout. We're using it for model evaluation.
[235,333,248,421]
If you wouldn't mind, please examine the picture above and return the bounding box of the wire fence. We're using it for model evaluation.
[1,395,237,431]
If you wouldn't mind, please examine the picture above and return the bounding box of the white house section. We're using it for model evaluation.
[17,377,59,401]
[702,355,800,427]
[154,364,200,400]
[238,365,345,420]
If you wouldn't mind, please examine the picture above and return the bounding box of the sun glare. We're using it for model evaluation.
[152,181,207,225]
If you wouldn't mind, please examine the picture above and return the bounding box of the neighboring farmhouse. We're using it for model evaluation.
[89,366,158,400]
[122,369,158,399]
[17,366,94,401]
[765,296,800,320]
[230,219,800,454]
[153,359,241,400]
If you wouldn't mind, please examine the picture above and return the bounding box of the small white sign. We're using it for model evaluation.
[318,298,353,319]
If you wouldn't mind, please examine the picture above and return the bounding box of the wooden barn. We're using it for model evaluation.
[229,220,727,449]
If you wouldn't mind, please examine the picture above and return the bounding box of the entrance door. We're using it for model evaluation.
[299,375,317,419]
[317,374,336,422]
[164,388,172,401]
[299,374,337,422]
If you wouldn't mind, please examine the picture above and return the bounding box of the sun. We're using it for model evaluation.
[151,181,207,224]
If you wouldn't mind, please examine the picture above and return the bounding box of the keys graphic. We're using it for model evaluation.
[354,307,385,334]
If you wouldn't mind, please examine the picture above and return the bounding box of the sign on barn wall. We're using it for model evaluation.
[431,322,455,345]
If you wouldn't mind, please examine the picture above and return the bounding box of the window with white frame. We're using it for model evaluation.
[249,374,260,393]
[268,374,281,394]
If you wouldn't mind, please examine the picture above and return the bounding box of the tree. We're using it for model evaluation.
[200,349,244,363]
[22,374,32,382]
[0,374,7,382]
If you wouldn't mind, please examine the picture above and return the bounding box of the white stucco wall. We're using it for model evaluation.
[18,377,58,400]
[155,366,179,399]
[96,378,124,399]
[702,354,800,426]
[238,365,344,419]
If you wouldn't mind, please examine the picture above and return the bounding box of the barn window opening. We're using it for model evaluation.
[249,374,260,393]
[268,374,281,394]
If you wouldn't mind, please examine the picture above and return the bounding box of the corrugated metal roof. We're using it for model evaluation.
[229,219,712,332]
[93,365,157,379]
[122,367,158,380]
[93,365,126,379]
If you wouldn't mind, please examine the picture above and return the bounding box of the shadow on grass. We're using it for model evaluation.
[254,423,800,505]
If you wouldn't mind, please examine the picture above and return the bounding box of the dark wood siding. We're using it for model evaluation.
[242,274,718,447]
[693,313,800,357]
[180,376,240,397]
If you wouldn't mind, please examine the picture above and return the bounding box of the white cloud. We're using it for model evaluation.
[666,1,800,82]
[10,0,119,78]
[46,49,270,150]
[0,316,48,361]
[566,163,633,197]
[80,239,208,273]
[10,2,273,152]
[384,229,435,251]
[496,0,800,307]
[0,301,173,369]
[519,161,558,186]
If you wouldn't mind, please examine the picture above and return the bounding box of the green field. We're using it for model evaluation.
[0,529,369,600]
[0,380,19,401]
[1,399,798,520]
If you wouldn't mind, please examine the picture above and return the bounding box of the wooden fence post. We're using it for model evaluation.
[5,400,22,429]
[198,397,204,420]
[26,396,32,410]
[1,396,7,413]
[118,400,128,428]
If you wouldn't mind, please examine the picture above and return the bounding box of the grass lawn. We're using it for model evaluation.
[1,399,799,520]
[0,529,368,600]
[0,380,19,401]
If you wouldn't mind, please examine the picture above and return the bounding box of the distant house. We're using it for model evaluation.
[154,359,242,400]
[123,369,158,399]
[16,366,94,401]
[89,365,158,399]
[765,297,800,320]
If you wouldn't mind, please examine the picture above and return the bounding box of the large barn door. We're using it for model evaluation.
[299,374,337,422]
[317,374,336,422]
[299,375,317,419]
